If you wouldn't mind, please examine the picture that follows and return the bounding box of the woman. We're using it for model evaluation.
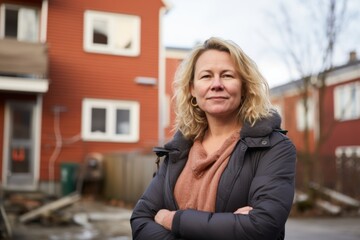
[131,37,296,240]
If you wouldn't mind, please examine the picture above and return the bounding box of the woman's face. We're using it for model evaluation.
[191,49,242,120]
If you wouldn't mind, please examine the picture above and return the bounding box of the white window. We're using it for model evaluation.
[334,81,360,121]
[84,10,141,56]
[296,98,314,131]
[0,4,39,42]
[82,98,140,142]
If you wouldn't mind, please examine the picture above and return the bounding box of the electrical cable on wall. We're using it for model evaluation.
[48,106,81,195]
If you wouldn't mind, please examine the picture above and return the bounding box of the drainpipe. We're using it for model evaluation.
[40,0,48,43]
[34,95,43,190]
[48,106,66,195]
[158,6,167,146]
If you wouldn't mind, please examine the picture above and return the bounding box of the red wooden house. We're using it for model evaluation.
[164,46,189,140]
[0,0,169,194]
[271,53,360,199]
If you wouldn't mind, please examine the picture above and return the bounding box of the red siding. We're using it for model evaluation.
[164,57,182,140]
[321,77,360,155]
[271,73,360,196]
[272,93,316,153]
[36,0,164,180]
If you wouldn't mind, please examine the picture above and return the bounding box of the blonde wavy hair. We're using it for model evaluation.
[173,37,272,140]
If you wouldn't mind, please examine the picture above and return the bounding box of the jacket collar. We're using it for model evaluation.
[155,110,282,154]
[240,110,281,138]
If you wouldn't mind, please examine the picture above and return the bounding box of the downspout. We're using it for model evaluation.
[312,75,320,142]
[34,95,43,190]
[158,4,168,146]
[41,0,50,192]
[40,0,48,43]
[48,107,64,195]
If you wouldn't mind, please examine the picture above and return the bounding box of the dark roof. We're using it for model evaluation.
[165,46,191,52]
[270,59,360,95]
[270,78,303,96]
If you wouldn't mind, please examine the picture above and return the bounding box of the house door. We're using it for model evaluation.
[3,101,36,190]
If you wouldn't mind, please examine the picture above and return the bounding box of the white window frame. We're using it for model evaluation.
[82,98,140,142]
[0,4,39,42]
[296,97,314,131]
[83,10,141,57]
[334,81,360,121]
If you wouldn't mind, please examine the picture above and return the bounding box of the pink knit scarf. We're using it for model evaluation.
[174,131,240,212]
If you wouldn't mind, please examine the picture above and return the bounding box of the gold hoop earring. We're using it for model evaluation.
[191,97,198,107]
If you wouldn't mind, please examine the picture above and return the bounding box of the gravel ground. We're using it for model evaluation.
[10,200,133,240]
[286,216,360,240]
[8,200,360,240]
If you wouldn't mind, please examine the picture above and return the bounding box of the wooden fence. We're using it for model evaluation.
[102,151,157,205]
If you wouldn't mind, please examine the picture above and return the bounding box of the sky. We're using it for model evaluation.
[163,0,360,87]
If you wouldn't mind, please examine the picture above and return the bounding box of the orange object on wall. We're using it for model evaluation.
[12,147,25,162]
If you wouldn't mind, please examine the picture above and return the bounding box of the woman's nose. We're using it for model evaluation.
[211,76,224,90]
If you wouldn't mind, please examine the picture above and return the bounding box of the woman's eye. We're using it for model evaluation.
[222,74,234,79]
[200,75,211,79]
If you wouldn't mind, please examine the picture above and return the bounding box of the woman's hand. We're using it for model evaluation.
[155,209,176,230]
[233,206,253,215]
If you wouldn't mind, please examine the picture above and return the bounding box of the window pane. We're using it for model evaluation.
[84,10,140,56]
[116,109,130,134]
[18,8,39,42]
[334,83,360,121]
[113,16,135,50]
[91,108,106,133]
[348,84,355,119]
[12,108,31,139]
[11,146,30,173]
[296,98,313,131]
[5,9,18,38]
[93,19,108,45]
[82,98,139,142]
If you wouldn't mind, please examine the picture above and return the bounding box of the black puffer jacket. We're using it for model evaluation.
[131,112,296,240]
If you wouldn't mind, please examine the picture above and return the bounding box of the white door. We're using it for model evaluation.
[3,101,36,190]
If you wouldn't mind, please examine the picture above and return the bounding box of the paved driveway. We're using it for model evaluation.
[10,199,360,240]
[286,217,360,240]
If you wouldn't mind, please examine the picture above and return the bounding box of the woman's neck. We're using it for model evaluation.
[201,118,241,155]
[205,116,241,139]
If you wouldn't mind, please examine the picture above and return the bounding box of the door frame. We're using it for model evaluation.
[2,95,42,190]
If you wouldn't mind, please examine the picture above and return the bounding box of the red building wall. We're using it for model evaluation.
[271,90,317,190]
[164,57,180,140]
[164,48,190,141]
[272,93,316,153]
[271,69,360,195]
[320,77,360,155]
[38,0,164,180]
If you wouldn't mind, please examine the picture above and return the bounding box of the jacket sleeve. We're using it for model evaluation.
[171,137,296,240]
[130,156,180,240]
